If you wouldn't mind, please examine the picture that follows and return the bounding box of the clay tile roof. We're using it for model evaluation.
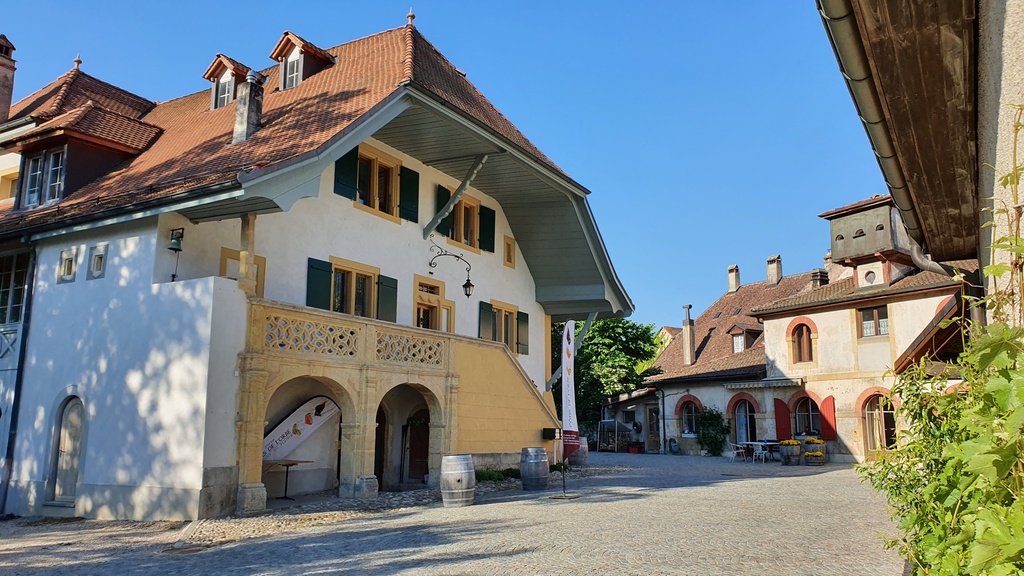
[270,31,334,63]
[751,260,979,316]
[202,54,253,81]
[8,69,155,122]
[660,326,681,338]
[0,35,13,51]
[649,273,813,383]
[0,25,571,237]
[817,194,891,219]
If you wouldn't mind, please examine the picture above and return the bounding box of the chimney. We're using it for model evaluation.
[0,35,15,123]
[766,254,782,285]
[727,265,740,293]
[680,305,696,366]
[232,70,263,144]
[823,251,832,268]
[811,268,829,289]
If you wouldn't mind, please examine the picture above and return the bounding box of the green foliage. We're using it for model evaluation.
[694,406,729,456]
[551,318,661,431]
[550,463,568,473]
[857,104,1024,574]
[501,467,521,479]
[475,468,521,482]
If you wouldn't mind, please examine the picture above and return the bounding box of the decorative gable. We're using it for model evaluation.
[269,31,334,90]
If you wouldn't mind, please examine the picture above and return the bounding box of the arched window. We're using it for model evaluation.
[794,397,820,437]
[864,394,896,451]
[793,324,813,363]
[734,400,756,443]
[679,401,698,436]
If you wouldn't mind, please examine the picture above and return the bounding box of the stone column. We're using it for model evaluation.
[236,358,268,515]
[238,213,257,297]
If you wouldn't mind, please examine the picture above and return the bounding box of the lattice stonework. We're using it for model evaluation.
[264,315,359,357]
[376,332,444,366]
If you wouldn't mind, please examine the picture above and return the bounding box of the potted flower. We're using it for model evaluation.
[778,439,802,465]
[803,438,826,465]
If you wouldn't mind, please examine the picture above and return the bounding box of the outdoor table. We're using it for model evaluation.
[263,459,313,500]
[740,441,780,461]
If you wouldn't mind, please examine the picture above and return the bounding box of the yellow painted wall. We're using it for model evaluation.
[452,341,560,454]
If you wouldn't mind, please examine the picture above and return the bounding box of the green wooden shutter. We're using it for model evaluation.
[516,311,529,354]
[479,206,496,252]
[377,275,398,323]
[478,301,494,339]
[435,185,453,237]
[399,167,419,222]
[333,147,359,200]
[306,258,333,310]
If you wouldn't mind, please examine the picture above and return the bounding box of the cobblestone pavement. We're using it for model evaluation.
[0,453,902,575]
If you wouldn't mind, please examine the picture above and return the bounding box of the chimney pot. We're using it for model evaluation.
[766,254,782,285]
[727,265,740,293]
[232,72,263,144]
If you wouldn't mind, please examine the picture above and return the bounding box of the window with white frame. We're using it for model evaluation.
[679,401,698,435]
[284,55,301,89]
[859,306,889,338]
[215,78,232,109]
[0,252,30,324]
[732,333,745,353]
[87,244,108,280]
[22,149,65,208]
[57,248,76,284]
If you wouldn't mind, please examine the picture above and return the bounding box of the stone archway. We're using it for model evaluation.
[375,383,443,491]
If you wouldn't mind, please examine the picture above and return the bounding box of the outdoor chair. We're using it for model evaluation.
[751,443,770,463]
[728,443,747,463]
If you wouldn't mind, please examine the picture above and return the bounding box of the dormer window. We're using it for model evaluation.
[270,31,335,91]
[215,77,233,109]
[203,54,258,111]
[732,333,745,353]
[22,148,65,208]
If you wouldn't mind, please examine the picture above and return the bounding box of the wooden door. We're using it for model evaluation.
[54,398,84,501]
[646,406,660,453]
[406,409,429,480]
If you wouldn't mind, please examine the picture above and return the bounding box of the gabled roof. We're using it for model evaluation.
[818,194,891,220]
[7,68,154,123]
[751,260,978,316]
[6,101,161,153]
[649,272,813,384]
[269,31,335,63]
[202,54,254,82]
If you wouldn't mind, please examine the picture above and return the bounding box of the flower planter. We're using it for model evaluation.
[779,444,802,465]
[804,452,826,466]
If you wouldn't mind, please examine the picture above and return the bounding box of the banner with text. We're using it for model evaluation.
[561,320,580,460]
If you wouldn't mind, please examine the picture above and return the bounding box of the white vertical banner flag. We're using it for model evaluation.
[561,320,580,461]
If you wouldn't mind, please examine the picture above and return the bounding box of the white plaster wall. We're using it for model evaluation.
[8,220,226,519]
[891,294,950,356]
[979,0,1024,313]
[763,309,856,379]
[202,276,247,469]
[160,136,548,389]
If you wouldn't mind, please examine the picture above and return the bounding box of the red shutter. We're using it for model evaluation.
[774,398,792,440]
[820,396,837,441]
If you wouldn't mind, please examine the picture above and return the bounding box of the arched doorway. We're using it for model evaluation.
[864,394,896,451]
[52,397,84,503]
[734,400,756,443]
[376,384,438,491]
[262,378,342,499]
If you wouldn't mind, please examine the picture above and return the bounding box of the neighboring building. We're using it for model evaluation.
[610,256,819,455]
[818,1,1014,321]
[630,196,974,462]
[0,22,632,521]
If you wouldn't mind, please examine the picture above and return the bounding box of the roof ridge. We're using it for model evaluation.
[402,24,415,83]
[47,68,81,117]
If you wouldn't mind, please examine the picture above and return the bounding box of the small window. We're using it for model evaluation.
[448,195,481,249]
[835,234,844,241]
[622,410,636,423]
[329,257,379,318]
[22,149,65,208]
[859,306,889,338]
[875,224,885,231]
[215,78,232,109]
[503,236,516,269]
[794,398,821,436]
[284,56,301,89]
[793,323,813,363]
[853,229,865,238]
[87,244,108,280]
[488,299,518,348]
[732,333,745,353]
[713,312,721,319]
[680,402,698,435]
[58,248,76,284]
[414,275,454,332]
[353,145,401,220]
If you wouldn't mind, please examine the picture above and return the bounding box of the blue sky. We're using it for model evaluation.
[5,1,883,328]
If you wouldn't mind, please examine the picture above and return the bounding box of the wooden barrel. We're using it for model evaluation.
[520,447,549,490]
[568,436,589,466]
[440,455,476,507]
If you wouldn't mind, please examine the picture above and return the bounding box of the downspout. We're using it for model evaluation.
[655,386,666,455]
[0,247,36,515]
[911,245,986,327]
[817,0,925,248]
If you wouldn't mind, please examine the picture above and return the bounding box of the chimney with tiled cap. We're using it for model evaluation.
[232,70,263,144]
[680,305,696,367]
[766,254,782,285]
[0,35,15,123]
[810,268,829,289]
[727,264,740,293]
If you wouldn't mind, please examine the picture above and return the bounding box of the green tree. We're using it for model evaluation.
[551,318,661,432]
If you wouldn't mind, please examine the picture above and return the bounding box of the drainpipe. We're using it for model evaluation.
[0,247,37,515]
[653,386,666,455]
[817,0,926,250]
[911,245,986,327]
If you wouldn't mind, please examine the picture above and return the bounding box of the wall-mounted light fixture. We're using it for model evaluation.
[428,234,474,297]
[168,228,184,282]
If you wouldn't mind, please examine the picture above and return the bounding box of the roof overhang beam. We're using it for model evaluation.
[422,153,489,239]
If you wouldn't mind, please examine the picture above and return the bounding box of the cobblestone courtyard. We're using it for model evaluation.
[0,452,902,575]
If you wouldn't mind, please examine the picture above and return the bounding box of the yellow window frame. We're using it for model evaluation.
[446,191,481,254]
[413,274,455,332]
[219,247,267,297]
[490,298,518,352]
[353,143,401,224]
[503,235,516,269]
[329,256,380,318]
